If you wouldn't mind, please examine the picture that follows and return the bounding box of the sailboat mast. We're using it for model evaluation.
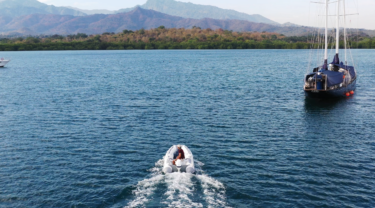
[324,0,329,68]
[343,0,347,64]
[336,0,340,54]
[334,0,340,64]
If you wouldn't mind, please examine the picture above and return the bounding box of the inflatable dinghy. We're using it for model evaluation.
[0,59,10,68]
[163,145,195,174]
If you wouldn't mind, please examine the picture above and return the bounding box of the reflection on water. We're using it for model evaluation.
[303,96,353,136]
[304,97,347,112]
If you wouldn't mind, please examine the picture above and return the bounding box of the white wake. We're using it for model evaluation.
[125,159,230,208]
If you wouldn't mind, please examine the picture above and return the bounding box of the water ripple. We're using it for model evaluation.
[0,50,374,207]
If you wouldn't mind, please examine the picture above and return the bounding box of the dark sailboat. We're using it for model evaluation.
[304,0,357,98]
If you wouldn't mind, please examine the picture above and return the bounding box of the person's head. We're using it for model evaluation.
[177,145,181,149]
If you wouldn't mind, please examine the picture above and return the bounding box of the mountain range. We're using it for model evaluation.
[0,0,373,37]
[119,0,279,25]
[0,0,86,17]
[0,0,278,25]
[0,7,314,36]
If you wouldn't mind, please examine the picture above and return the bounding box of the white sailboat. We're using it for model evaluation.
[304,0,357,98]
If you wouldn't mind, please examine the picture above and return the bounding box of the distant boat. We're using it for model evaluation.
[0,58,10,67]
[304,0,357,98]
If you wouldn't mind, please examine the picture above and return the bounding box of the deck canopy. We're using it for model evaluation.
[308,63,355,88]
[320,70,344,87]
[334,63,356,78]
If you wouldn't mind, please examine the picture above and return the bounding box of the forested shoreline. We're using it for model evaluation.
[0,27,373,51]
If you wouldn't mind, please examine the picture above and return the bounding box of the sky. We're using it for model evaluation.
[37,0,374,30]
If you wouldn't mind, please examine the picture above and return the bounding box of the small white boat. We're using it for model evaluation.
[0,58,10,67]
[163,145,195,174]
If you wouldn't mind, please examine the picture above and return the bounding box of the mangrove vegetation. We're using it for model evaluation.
[0,27,373,51]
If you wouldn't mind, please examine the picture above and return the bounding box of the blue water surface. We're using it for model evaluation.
[0,50,374,208]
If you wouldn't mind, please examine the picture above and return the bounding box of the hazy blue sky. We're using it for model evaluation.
[38,0,374,29]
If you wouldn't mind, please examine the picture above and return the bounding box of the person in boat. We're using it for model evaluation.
[173,145,185,165]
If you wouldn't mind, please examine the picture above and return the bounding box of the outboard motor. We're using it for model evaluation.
[176,160,182,172]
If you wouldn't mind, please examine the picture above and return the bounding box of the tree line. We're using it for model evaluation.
[0,27,373,51]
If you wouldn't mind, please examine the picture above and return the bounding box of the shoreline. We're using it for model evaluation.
[0,42,373,51]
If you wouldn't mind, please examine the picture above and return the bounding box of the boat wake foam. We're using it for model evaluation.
[125,159,230,208]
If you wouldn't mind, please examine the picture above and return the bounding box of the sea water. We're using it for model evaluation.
[0,50,374,207]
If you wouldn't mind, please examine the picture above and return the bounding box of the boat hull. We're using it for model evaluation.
[0,60,10,67]
[305,79,356,98]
